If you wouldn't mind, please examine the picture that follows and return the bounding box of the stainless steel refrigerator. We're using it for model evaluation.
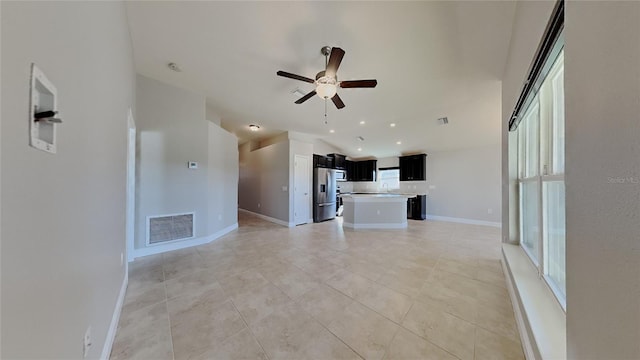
[313,168,337,222]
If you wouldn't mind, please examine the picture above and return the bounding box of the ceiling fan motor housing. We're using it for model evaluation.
[315,71,338,99]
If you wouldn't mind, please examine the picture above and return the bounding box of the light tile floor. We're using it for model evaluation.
[111,212,524,360]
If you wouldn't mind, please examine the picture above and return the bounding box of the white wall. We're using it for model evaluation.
[238,139,290,223]
[312,138,344,156]
[1,2,135,358]
[426,145,501,223]
[564,2,640,358]
[136,75,209,247]
[208,123,239,233]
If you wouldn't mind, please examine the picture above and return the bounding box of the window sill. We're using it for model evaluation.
[502,244,566,360]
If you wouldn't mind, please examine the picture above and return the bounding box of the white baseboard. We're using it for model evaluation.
[101,267,128,360]
[425,215,502,228]
[238,208,293,227]
[502,251,536,360]
[343,221,407,229]
[131,223,238,260]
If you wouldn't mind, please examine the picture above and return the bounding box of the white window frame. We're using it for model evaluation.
[517,49,566,311]
[378,168,400,191]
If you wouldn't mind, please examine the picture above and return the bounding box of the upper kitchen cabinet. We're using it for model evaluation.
[348,159,377,182]
[313,154,333,168]
[327,153,346,170]
[399,154,426,181]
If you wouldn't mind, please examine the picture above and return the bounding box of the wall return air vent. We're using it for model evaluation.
[146,212,194,245]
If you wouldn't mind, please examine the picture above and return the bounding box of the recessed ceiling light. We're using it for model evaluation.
[390,123,396,127]
[167,62,181,72]
[359,121,365,125]
[357,147,362,151]
[396,141,402,145]
[329,129,335,133]
[249,124,260,131]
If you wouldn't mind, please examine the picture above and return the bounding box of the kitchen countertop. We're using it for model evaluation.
[339,192,424,197]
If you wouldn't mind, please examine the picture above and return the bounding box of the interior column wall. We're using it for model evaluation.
[1,2,135,357]
[564,2,640,357]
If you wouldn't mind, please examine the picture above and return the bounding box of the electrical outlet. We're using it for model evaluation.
[218,214,222,221]
[257,203,261,208]
[376,209,381,215]
[120,252,124,266]
[83,326,92,358]
[488,208,493,214]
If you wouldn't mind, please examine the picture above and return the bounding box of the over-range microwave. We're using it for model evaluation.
[335,170,347,182]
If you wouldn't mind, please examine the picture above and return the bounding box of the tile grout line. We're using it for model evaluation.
[163,280,176,360]
[306,301,366,360]
[228,297,271,360]
[397,318,463,360]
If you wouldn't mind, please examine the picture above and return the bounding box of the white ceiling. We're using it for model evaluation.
[126,1,516,158]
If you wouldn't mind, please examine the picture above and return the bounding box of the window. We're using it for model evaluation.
[378,168,400,190]
[517,50,566,307]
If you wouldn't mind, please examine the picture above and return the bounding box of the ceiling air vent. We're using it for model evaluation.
[437,117,449,125]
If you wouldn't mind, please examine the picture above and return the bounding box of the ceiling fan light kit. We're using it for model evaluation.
[276,46,377,110]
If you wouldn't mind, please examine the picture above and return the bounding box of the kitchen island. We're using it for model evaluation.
[341,194,412,229]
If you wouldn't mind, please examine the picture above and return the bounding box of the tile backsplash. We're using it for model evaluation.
[339,180,428,195]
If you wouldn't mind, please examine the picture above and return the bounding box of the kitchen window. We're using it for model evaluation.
[517,49,566,308]
[378,168,400,191]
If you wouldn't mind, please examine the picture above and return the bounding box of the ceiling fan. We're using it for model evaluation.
[277,46,377,109]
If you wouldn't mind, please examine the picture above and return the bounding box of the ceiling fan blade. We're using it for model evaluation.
[325,47,345,78]
[277,70,315,84]
[332,94,345,109]
[295,90,317,104]
[340,79,378,88]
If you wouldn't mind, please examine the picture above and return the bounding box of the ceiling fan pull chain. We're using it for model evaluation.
[324,99,328,124]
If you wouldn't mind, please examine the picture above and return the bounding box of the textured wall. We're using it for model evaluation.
[1,2,135,357]
[565,2,640,358]
[426,145,501,223]
[136,75,209,247]
[238,139,291,222]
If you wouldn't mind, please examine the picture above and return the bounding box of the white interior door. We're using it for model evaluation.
[294,155,310,225]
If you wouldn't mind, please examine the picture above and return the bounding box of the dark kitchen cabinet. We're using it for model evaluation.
[347,159,377,182]
[327,153,346,170]
[399,154,426,181]
[313,154,333,168]
[345,160,355,181]
[407,195,427,220]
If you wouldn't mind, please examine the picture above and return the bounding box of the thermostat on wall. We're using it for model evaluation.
[188,161,198,169]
